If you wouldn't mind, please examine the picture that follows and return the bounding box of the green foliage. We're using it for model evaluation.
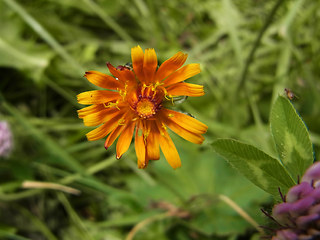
[212,95,314,197]
[212,139,295,196]
[270,95,314,180]
[125,143,269,237]
[1,0,320,239]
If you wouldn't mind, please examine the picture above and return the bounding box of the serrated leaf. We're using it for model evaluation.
[212,139,295,196]
[270,95,314,181]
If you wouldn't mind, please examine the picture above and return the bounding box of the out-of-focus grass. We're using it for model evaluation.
[0,0,320,239]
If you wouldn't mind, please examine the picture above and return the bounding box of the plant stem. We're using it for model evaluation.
[237,0,286,92]
[218,194,265,235]
[3,0,84,74]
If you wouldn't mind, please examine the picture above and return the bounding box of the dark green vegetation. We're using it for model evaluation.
[1,0,320,239]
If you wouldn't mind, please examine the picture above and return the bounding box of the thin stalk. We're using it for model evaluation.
[22,181,81,195]
[125,212,171,240]
[57,193,94,240]
[3,0,84,74]
[218,194,265,235]
[237,0,286,91]
[125,158,156,186]
[82,0,134,44]
[15,205,59,240]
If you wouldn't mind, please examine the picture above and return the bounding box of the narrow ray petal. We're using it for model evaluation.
[78,104,105,118]
[155,52,188,81]
[83,107,122,126]
[160,109,208,134]
[86,113,123,141]
[135,121,147,168]
[85,71,123,90]
[163,63,200,87]
[160,114,204,144]
[131,46,145,82]
[166,83,204,97]
[77,90,120,105]
[146,121,160,160]
[116,121,135,159]
[156,121,181,169]
[104,124,127,150]
[143,48,157,84]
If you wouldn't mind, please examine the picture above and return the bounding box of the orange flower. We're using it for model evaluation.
[77,46,207,169]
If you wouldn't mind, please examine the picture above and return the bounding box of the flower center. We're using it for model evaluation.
[127,84,165,119]
[136,98,156,119]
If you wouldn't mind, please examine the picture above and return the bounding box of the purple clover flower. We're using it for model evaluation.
[270,162,320,240]
[0,121,13,157]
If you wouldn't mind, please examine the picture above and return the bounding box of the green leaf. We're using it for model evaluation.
[212,139,295,196]
[270,95,314,180]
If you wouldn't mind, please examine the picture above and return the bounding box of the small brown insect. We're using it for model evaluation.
[284,88,298,100]
[116,63,133,71]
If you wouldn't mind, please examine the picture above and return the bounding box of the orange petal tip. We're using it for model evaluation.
[138,161,147,169]
[172,164,182,170]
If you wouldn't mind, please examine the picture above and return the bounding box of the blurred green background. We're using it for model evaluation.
[0,0,320,239]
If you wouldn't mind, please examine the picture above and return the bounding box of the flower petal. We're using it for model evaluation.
[131,45,145,82]
[135,121,147,168]
[116,121,135,159]
[77,104,105,118]
[83,107,122,126]
[77,90,120,105]
[166,83,204,97]
[143,48,157,84]
[163,63,200,87]
[161,109,208,134]
[146,121,160,160]
[156,121,181,169]
[85,71,123,90]
[86,113,123,141]
[104,124,126,150]
[160,113,204,144]
[155,51,188,82]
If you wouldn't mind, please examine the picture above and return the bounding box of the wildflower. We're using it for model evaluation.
[77,46,207,169]
[0,121,13,157]
[270,162,320,239]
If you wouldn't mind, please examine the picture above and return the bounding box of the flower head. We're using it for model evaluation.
[270,162,320,240]
[77,46,207,169]
[0,121,13,158]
